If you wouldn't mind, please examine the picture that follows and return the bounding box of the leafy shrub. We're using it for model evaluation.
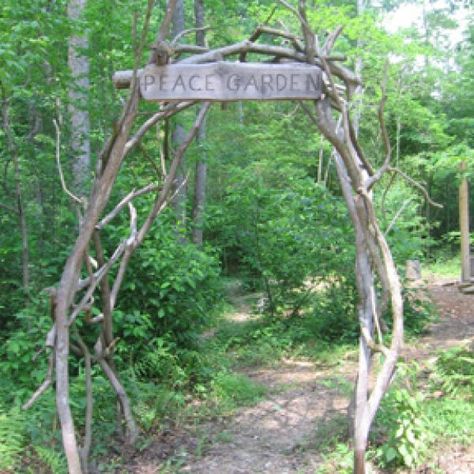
[129,381,186,432]
[207,167,354,315]
[374,388,430,468]
[116,210,223,350]
[403,288,436,336]
[306,282,359,342]
[130,336,191,389]
[317,442,353,474]
[0,295,55,398]
[378,180,432,263]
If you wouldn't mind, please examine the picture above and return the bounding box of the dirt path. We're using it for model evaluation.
[130,279,474,474]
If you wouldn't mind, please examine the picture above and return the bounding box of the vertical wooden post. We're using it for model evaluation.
[459,161,471,282]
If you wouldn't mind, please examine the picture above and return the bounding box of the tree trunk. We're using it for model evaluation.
[192,0,207,246]
[68,0,91,197]
[1,96,30,295]
[171,0,187,238]
[460,161,470,281]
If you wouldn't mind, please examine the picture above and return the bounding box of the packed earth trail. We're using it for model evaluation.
[128,277,474,474]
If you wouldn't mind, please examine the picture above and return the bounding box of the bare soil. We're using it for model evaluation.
[126,278,474,474]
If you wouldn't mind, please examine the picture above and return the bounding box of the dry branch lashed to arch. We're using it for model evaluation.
[24,2,442,473]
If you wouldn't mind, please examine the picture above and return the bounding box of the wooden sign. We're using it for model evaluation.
[139,62,322,102]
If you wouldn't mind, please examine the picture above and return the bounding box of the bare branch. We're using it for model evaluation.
[86,314,104,324]
[172,26,210,45]
[361,327,390,357]
[278,0,309,29]
[323,26,344,55]
[381,172,397,219]
[109,174,188,310]
[174,44,209,55]
[136,103,210,243]
[388,167,443,208]
[67,240,129,326]
[240,25,304,63]
[75,332,93,467]
[367,86,392,189]
[96,182,159,230]
[97,354,138,444]
[124,101,196,153]
[385,198,413,235]
[53,119,82,206]
[156,0,178,44]
[22,353,54,410]
[149,0,178,65]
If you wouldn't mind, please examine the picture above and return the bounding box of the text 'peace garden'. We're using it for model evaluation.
[140,62,323,101]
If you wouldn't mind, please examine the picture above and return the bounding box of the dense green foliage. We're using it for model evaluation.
[0,0,473,471]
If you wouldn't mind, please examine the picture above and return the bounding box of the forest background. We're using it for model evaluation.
[0,0,473,472]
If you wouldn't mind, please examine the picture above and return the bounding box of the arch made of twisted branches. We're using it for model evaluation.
[24,1,441,472]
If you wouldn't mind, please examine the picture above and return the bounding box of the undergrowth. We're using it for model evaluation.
[316,343,474,472]
[0,276,451,471]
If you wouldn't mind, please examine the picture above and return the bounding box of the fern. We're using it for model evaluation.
[34,445,68,474]
[433,346,474,397]
[0,405,25,471]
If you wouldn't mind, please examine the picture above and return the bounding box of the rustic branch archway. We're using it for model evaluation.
[24,2,440,473]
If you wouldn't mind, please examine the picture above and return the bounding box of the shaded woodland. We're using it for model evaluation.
[0,1,473,473]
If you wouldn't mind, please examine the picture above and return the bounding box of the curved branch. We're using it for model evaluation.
[388,167,443,208]
[278,0,309,30]
[172,26,210,45]
[124,101,196,153]
[53,119,82,206]
[96,183,159,230]
[22,353,54,410]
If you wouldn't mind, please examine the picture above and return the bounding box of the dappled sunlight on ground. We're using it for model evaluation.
[128,278,474,474]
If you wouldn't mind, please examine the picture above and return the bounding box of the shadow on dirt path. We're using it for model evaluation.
[129,278,474,474]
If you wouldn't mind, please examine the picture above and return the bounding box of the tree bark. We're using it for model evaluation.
[171,0,188,239]
[1,96,30,295]
[55,82,141,474]
[68,0,91,197]
[192,0,207,246]
[459,161,470,281]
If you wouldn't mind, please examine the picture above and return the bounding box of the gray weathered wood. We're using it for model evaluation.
[460,161,471,282]
[139,62,322,101]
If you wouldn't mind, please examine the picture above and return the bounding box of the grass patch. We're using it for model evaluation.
[313,412,349,451]
[212,310,357,370]
[425,397,474,445]
[425,254,461,279]
[209,372,267,411]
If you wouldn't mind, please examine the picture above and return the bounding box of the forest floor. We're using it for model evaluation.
[128,275,474,474]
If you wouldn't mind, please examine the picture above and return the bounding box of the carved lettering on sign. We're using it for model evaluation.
[139,62,323,101]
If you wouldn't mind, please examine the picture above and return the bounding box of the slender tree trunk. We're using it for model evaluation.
[68,0,91,197]
[1,97,30,295]
[460,161,470,282]
[171,0,187,238]
[192,0,207,245]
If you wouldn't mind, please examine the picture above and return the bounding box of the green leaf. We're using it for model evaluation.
[384,446,397,463]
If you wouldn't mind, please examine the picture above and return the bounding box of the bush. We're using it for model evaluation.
[116,211,223,351]
[206,166,355,315]
[374,388,430,468]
